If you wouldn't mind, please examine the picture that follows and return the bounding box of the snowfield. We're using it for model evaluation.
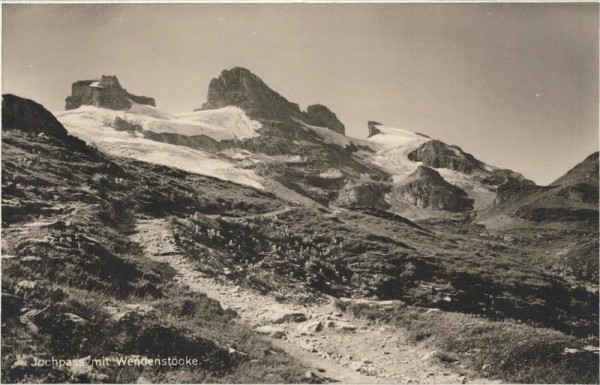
[55,106,264,189]
[366,122,497,210]
[292,118,373,150]
[62,103,262,141]
[367,123,430,178]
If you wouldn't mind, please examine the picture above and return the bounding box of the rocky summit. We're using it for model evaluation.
[199,67,345,134]
[65,75,155,111]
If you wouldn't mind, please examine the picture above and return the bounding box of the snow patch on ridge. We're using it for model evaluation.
[366,122,497,210]
[293,118,373,150]
[74,103,263,141]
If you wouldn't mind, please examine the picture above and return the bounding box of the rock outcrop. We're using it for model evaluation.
[392,166,474,212]
[199,67,345,133]
[336,181,391,209]
[3,94,68,136]
[305,104,345,134]
[408,140,486,174]
[367,121,383,137]
[65,75,155,111]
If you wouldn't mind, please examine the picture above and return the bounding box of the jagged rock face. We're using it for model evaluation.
[305,104,345,134]
[200,67,345,133]
[408,140,486,174]
[3,94,68,136]
[393,166,474,212]
[65,75,155,111]
[200,67,303,121]
[367,121,383,137]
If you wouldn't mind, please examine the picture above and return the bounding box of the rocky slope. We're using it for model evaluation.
[2,94,312,383]
[3,94,598,384]
[65,75,155,110]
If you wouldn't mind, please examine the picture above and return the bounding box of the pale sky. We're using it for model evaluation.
[2,3,598,185]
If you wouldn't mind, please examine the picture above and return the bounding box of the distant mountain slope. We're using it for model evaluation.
[479,152,599,229]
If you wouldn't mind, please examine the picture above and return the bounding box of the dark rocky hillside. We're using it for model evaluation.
[2,95,308,383]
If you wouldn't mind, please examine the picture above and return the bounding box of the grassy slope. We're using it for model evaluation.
[1,130,308,383]
[335,301,599,384]
[170,206,598,336]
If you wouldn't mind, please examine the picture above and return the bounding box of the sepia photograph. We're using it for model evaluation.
[1,2,598,384]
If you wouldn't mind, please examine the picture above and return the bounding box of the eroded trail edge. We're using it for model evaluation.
[132,217,491,384]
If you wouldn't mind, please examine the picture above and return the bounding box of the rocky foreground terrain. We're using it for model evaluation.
[1,68,598,384]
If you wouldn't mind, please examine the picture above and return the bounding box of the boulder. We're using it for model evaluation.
[297,320,324,334]
[273,312,308,324]
[254,325,287,339]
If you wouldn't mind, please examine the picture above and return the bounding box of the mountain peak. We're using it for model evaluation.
[200,67,301,121]
[65,75,155,111]
[200,67,345,134]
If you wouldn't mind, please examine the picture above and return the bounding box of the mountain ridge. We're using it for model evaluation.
[54,69,597,226]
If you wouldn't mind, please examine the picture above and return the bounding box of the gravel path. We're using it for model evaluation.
[132,217,498,384]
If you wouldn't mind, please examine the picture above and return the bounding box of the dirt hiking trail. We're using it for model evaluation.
[132,218,497,384]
